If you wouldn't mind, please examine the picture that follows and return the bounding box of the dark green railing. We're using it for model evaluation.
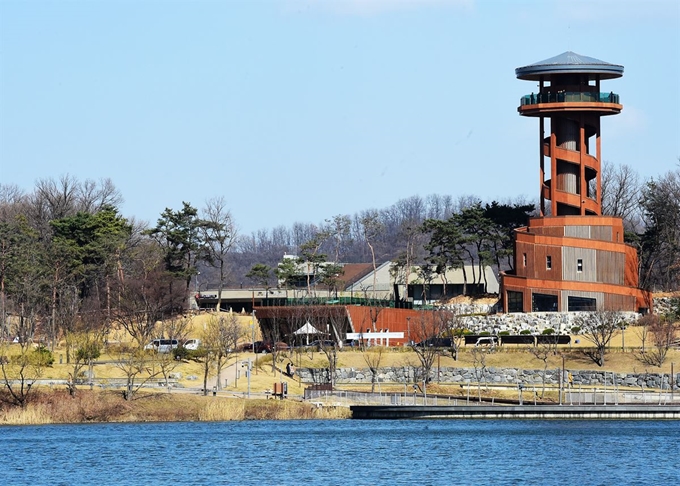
[520,91,620,106]
[285,296,395,307]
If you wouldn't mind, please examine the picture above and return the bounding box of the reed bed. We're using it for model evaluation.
[0,389,351,425]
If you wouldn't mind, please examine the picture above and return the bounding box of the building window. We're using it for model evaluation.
[577,259,583,272]
[523,253,527,267]
[546,255,552,270]
[532,293,558,312]
[568,296,596,311]
[507,291,523,313]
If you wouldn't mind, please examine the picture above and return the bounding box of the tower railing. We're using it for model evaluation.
[521,91,619,106]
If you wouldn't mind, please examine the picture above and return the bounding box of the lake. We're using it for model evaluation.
[1,419,678,485]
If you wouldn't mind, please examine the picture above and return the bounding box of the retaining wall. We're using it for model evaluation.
[298,366,680,389]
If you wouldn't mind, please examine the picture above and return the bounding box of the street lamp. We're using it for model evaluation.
[242,359,251,398]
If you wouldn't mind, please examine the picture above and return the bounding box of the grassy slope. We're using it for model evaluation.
[32,324,678,397]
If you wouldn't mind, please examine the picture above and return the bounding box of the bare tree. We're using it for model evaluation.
[197,314,243,394]
[326,214,352,264]
[149,310,192,387]
[76,177,123,214]
[408,310,445,394]
[362,346,384,392]
[158,315,191,345]
[202,197,238,311]
[297,230,330,297]
[574,311,624,367]
[529,344,552,399]
[0,339,52,408]
[366,303,383,334]
[316,340,339,388]
[470,346,491,401]
[112,262,185,347]
[65,329,104,396]
[0,183,27,222]
[114,345,161,400]
[633,314,653,354]
[436,309,465,361]
[359,211,384,299]
[635,315,678,367]
[600,161,643,232]
[261,306,287,374]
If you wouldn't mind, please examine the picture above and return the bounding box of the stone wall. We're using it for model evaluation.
[653,296,679,317]
[444,295,674,335]
[298,366,679,389]
[455,311,639,335]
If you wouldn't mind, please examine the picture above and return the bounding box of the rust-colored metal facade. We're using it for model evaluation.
[501,52,652,313]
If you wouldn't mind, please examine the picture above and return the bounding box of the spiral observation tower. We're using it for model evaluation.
[501,52,651,314]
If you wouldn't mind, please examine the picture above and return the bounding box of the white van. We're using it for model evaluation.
[144,339,179,353]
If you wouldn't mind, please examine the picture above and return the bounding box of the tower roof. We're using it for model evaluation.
[515,51,623,81]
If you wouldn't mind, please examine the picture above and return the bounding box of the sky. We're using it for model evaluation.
[1,0,678,235]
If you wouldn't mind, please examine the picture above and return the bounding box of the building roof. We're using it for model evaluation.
[515,51,624,81]
[339,263,375,288]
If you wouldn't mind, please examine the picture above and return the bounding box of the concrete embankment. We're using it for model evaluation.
[350,404,680,420]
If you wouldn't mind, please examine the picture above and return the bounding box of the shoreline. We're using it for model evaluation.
[4,388,680,425]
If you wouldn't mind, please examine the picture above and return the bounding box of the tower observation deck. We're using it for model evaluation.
[500,52,651,315]
[515,51,623,217]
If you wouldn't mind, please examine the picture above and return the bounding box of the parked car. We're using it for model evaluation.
[183,338,201,350]
[144,339,179,353]
[238,341,255,352]
[475,336,498,347]
[240,341,289,353]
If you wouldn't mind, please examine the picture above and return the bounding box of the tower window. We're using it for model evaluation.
[523,253,527,267]
[577,259,583,272]
[546,256,552,270]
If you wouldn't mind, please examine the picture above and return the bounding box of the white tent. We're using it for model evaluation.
[293,321,323,345]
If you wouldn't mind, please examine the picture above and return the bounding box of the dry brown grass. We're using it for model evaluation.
[0,388,351,425]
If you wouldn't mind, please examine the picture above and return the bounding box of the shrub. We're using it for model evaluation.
[542,328,555,335]
[499,331,510,336]
[479,331,491,336]
[570,326,581,334]
[520,330,532,335]
[75,343,100,362]
[32,346,54,366]
[173,347,191,361]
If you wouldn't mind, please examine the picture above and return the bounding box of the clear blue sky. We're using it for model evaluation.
[1,0,678,235]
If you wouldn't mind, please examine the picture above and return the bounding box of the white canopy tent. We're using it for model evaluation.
[293,321,324,345]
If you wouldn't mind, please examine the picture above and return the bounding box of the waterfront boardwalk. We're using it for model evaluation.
[350,404,680,420]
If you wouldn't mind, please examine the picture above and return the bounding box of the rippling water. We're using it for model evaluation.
[1,419,678,485]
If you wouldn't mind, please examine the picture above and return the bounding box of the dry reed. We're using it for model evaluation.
[198,398,246,421]
[0,403,53,425]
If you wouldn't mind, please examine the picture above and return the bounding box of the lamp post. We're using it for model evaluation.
[242,358,251,398]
